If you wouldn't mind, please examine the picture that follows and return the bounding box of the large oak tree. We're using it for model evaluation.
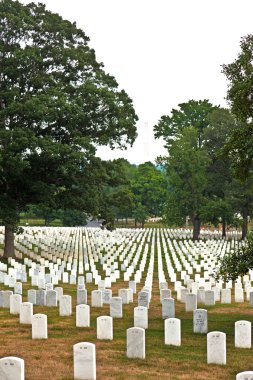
[0,0,138,257]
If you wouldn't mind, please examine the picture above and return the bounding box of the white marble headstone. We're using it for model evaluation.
[127,327,145,359]
[207,331,226,365]
[32,314,48,339]
[73,342,96,380]
[97,316,113,340]
[165,318,181,346]
[0,357,24,380]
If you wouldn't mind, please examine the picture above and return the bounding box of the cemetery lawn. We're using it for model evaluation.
[1,263,253,379]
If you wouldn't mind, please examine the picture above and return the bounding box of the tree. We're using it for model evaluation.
[222,35,253,123]
[222,34,253,179]
[154,99,217,149]
[62,209,87,227]
[214,232,253,282]
[0,0,138,257]
[131,162,167,217]
[200,199,233,238]
[164,128,210,240]
[132,203,148,228]
[154,99,216,239]
[202,109,236,237]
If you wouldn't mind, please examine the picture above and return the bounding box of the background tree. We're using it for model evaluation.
[201,108,236,237]
[131,162,167,218]
[0,0,138,257]
[154,99,216,148]
[164,127,210,240]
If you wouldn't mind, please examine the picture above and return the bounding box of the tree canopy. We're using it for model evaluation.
[0,0,138,257]
[222,34,253,179]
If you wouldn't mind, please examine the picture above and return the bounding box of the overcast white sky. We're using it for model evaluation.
[20,0,253,164]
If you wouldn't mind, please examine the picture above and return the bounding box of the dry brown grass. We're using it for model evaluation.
[0,268,253,379]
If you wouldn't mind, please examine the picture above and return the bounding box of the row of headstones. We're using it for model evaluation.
[4,227,238,293]
[2,338,252,380]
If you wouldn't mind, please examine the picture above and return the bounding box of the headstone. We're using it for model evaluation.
[197,289,205,304]
[86,273,92,283]
[134,306,148,329]
[55,287,63,301]
[78,276,85,285]
[14,282,22,295]
[46,290,57,307]
[235,320,251,348]
[160,289,171,303]
[3,290,13,308]
[127,327,145,359]
[185,293,197,312]
[45,283,53,291]
[205,290,215,306]
[36,289,46,306]
[73,342,96,380]
[102,289,112,304]
[77,289,87,305]
[59,295,72,316]
[212,286,221,302]
[118,289,129,304]
[91,290,103,307]
[0,357,24,380]
[235,288,244,303]
[0,290,4,307]
[236,371,253,380]
[70,275,76,285]
[249,291,253,307]
[10,294,22,315]
[162,298,175,320]
[20,302,33,324]
[180,288,189,303]
[193,309,208,333]
[27,289,36,305]
[129,280,136,294]
[97,316,113,340]
[32,314,48,339]
[76,304,90,327]
[221,288,231,304]
[110,297,122,318]
[160,282,168,290]
[138,291,149,308]
[207,331,226,365]
[165,318,181,346]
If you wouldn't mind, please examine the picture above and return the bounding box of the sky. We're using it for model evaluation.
[20,0,253,164]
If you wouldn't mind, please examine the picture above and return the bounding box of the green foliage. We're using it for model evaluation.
[132,203,148,227]
[222,34,253,122]
[0,0,137,244]
[131,162,167,217]
[200,198,233,227]
[154,99,216,148]
[61,209,87,226]
[163,127,210,239]
[222,34,253,179]
[214,232,253,282]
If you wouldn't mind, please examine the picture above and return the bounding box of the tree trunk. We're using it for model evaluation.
[242,207,248,240]
[3,224,15,258]
[192,215,201,241]
[134,219,137,228]
[222,219,226,239]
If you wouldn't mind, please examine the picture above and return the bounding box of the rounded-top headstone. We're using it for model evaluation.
[0,356,24,380]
